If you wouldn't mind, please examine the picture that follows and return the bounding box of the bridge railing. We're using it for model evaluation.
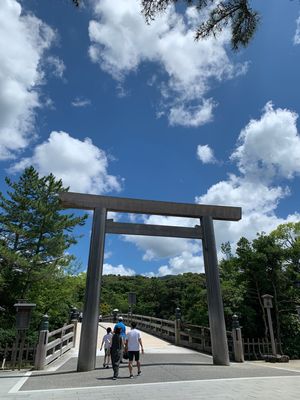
[0,342,36,370]
[105,314,282,361]
[124,314,177,342]
[243,337,282,360]
[103,313,234,358]
[34,322,77,370]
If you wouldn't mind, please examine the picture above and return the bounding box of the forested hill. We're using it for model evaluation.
[100,273,208,325]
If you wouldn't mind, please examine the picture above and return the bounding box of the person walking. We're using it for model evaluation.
[125,322,144,379]
[110,327,123,380]
[114,316,126,361]
[100,327,112,368]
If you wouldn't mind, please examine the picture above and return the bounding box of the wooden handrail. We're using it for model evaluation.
[34,322,77,370]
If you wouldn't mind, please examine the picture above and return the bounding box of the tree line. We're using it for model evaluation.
[0,168,300,356]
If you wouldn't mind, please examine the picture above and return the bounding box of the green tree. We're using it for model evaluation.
[219,243,246,326]
[142,0,259,50]
[271,222,300,274]
[0,167,87,327]
[220,231,300,356]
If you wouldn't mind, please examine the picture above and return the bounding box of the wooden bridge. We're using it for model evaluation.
[1,313,278,371]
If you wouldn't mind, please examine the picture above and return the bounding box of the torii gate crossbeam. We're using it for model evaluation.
[59,192,241,372]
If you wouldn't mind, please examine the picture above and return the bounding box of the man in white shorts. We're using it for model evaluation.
[125,322,144,378]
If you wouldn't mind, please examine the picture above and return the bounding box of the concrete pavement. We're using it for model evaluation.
[1,322,300,399]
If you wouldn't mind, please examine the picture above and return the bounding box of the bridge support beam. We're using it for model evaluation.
[77,207,106,372]
[201,216,230,366]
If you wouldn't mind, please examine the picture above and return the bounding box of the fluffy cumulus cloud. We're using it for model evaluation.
[0,0,56,159]
[197,144,216,164]
[196,102,300,252]
[10,131,122,194]
[294,15,300,45]
[88,0,246,127]
[231,102,300,182]
[103,263,135,276]
[125,103,300,276]
[123,214,203,275]
[157,252,203,276]
[196,175,296,251]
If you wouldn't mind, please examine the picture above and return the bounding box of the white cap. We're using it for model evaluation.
[118,316,123,321]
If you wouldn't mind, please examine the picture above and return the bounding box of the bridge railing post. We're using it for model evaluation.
[232,314,244,362]
[34,314,49,370]
[71,319,78,348]
[175,307,181,346]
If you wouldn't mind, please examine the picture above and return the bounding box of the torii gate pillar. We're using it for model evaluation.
[77,208,107,372]
[201,216,230,365]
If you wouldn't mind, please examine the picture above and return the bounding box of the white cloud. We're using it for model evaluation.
[231,102,300,183]
[196,175,294,250]
[0,0,56,159]
[123,214,199,260]
[294,15,300,45]
[196,102,300,250]
[104,251,112,260]
[88,0,247,127]
[46,55,65,78]
[103,263,135,276]
[123,214,202,275]
[10,131,122,194]
[197,144,216,164]
[71,97,91,107]
[127,235,198,261]
[157,251,204,276]
[169,100,215,127]
[126,103,300,275]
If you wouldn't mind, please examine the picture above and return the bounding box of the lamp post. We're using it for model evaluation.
[12,300,36,370]
[14,300,36,331]
[261,294,277,356]
[112,309,119,323]
[70,307,79,322]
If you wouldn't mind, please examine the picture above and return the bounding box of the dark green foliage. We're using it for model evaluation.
[0,327,16,346]
[0,167,87,336]
[142,0,259,50]
[219,229,300,357]
[99,273,207,324]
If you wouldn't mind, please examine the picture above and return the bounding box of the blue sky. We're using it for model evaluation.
[1,0,300,276]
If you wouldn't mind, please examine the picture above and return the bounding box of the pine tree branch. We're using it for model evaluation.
[141,0,259,50]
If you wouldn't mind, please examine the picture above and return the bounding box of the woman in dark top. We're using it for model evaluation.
[110,327,123,380]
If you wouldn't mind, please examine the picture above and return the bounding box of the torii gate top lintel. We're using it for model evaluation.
[59,192,241,221]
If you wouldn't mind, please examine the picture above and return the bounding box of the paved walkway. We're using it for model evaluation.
[1,323,300,399]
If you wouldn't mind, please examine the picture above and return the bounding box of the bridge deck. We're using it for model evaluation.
[2,323,300,399]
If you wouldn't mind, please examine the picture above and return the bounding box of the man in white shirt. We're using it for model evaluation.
[125,322,144,378]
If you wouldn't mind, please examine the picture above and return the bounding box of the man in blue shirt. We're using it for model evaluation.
[114,316,126,361]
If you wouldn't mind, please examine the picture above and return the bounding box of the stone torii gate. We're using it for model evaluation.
[59,192,241,372]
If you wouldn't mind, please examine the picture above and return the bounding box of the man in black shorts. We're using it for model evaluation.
[125,322,144,378]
